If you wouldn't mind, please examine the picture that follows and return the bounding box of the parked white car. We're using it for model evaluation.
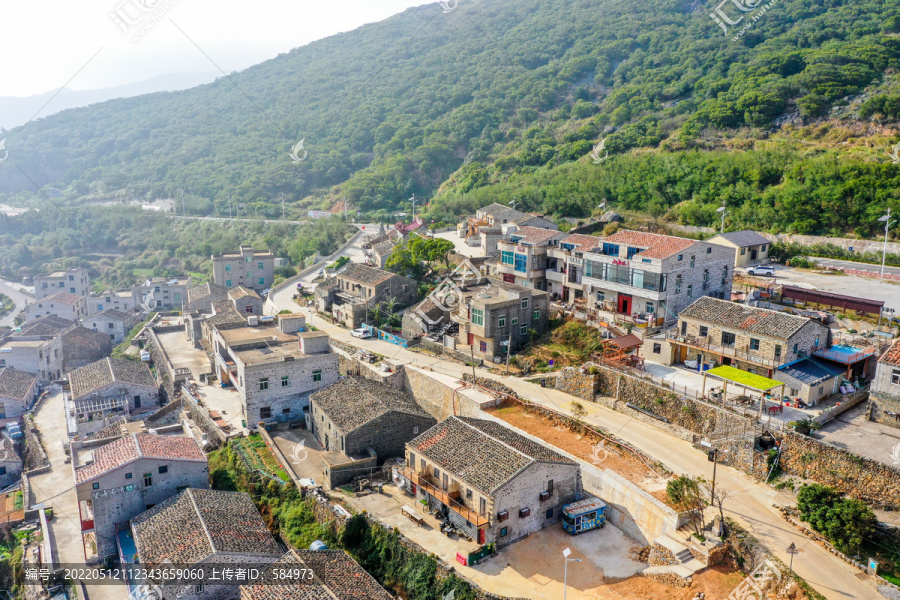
[351,328,373,339]
[746,265,775,277]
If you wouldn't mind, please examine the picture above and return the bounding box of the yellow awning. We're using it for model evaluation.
[705,365,782,392]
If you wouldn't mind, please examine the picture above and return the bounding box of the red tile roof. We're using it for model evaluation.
[879,340,900,367]
[602,230,697,259]
[74,433,205,485]
[560,234,602,252]
[508,226,563,246]
[43,292,83,306]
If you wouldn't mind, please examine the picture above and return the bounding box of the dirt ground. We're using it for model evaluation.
[591,565,745,600]
[486,403,673,506]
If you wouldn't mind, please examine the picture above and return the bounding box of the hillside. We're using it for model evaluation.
[1,0,900,235]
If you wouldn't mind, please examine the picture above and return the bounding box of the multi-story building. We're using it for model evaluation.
[86,290,136,315]
[315,264,418,329]
[82,309,139,344]
[25,291,88,323]
[648,296,832,377]
[457,203,527,246]
[211,316,339,426]
[0,368,39,419]
[869,341,900,429]
[212,246,275,293]
[545,234,603,303]
[0,333,64,383]
[400,416,580,547]
[242,550,394,600]
[34,268,90,300]
[128,488,282,600]
[73,432,209,561]
[581,230,735,325]
[309,377,435,488]
[707,230,772,268]
[491,227,568,291]
[131,277,192,311]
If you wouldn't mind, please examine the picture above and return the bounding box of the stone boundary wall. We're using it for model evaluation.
[333,346,406,390]
[648,543,678,566]
[402,368,488,421]
[181,386,226,448]
[22,414,49,471]
[147,327,176,399]
[420,339,484,366]
[813,390,868,426]
[143,399,183,427]
[641,569,692,588]
[759,232,900,256]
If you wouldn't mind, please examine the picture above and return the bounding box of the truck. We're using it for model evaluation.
[561,497,607,535]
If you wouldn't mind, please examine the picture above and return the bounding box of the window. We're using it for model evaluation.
[690,255,696,268]
[740,248,746,256]
[109,323,115,329]
[501,251,514,265]
[479,497,487,515]
[260,407,272,419]
[533,309,540,320]
[749,338,760,351]
[92,482,99,490]
[466,488,473,499]
[521,299,529,310]
[480,341,487,353]
[498,316,506,328]
[282,376,289,387]
[70,287,76,293]
[311,369,320,383]
[434,468,441,480]
[652,343,662,354]
[259,278,265,286]
[699,326,708,337]
[158,465,168,474]
[626,246,641,259]
[282,408,290,414]
[706,247,712,254]
[144,473,153,487]
[547,480,554,494]
[259,378,269,391]
[514,254,527,273]
[258,262,264,269]
[521,325,528,335]
[601,242,620,257]
[793,343,799,354]
[546,508,554,519]
[125,473,132,479]
[775,344,782,358]
[408,452,416,467]
[500,527,508,537]
[646,302,654,314]
[722,266,729,284]
[225,280,232,287]
[892,370,900,385]
[722,332,736,346]
[413,426,419,434]
[596,291,605,302]
[677,254,684,261]
[512,317,518,325]
[472,309,484,326]
[225,264,231,271]
[687,284,693,296]
[675,275,682,294]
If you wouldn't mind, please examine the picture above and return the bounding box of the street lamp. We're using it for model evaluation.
[716,204,729,234]
[878,208,894,278]
[562,548,581,600]
[786,542,800,574]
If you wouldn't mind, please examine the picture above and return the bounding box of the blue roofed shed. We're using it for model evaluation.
[774,358,845,405]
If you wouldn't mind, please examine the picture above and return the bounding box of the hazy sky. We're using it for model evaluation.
[1,0,432,97]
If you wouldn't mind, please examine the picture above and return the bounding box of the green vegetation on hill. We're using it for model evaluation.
[1,0,900,235]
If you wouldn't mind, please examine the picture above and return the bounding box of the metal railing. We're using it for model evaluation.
[664,331,778,368]
[399,466,489,527]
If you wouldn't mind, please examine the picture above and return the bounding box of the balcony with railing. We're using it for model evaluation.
[399,466,489,528]
[665,330,779,368]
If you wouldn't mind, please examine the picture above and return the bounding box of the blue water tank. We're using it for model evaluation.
[309,540,328,551]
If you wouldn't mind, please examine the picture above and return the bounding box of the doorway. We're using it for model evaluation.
[617,294,632,314]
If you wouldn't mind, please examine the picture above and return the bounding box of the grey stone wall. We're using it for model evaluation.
[345,411,435,463]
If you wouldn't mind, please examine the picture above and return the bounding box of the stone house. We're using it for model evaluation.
[241,549,394,600]
[212,246,275,293]
[185,282,230,314]
[707,230,772,268]
[129,488,282,600]
[0,438,23,489]
[315,264,417,329]
[68,357,160,419]
[25,291,88,323]
[870,341,900,428]
[61,327,114,372]
[0,333,64,384]
[648,296,831,377]
[73,433,209,561]
[0,367,39,419]
[212,318,339,426]
[82,309,139,344]
[131,277,192,311]
[369,240,396,269]
[309,377,436,488]
[490,226,568,291]
[227,287,262,316]
[580,230,735,325]
[18,315,74,337]
[401,416,581,547]
[34,268,90,300]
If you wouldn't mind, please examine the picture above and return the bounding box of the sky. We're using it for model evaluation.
[0,0,433,97]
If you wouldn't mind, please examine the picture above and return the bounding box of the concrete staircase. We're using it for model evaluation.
[642,535,708,586]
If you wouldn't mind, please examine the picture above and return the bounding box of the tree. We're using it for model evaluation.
[700,479,730,536]
[341,514,370,549]
[797,484,876,555]
[667,475,705,536]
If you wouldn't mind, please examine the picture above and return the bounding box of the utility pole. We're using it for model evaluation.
[469,344,477,383]
[879,208,894,278]
[505,330,513,375]
[710,448,718,505]
[716,201,728,234]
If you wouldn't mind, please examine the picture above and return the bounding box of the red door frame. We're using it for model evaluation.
[617,294,632,314]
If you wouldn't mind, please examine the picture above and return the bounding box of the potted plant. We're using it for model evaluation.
[789,417,821,436]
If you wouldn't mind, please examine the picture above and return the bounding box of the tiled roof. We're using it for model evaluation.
[0,368,36,400]
[311,377,431,434]
[228,286,261,301]
[241,549,393,600]
[74,433,205,485]
[0,438,21,464]
[206,307,246,328]
[409,416,573,495]
[42,292,83,306]
[508,226,563,246]
[339,264,394,286]
[476,203,526,223]
[601,230,697,259]
[62,326,112,351]
[680,297,812,339]
[68,357,157,400]
[559,234,602,253]
[776,358,844,386]
[187,282,229,308]
[372,240,395,256]
[711,230,771,248]
[131,489,280,566]
[19,315,74,336]
[879,340,900,367]
[95,308,130,321]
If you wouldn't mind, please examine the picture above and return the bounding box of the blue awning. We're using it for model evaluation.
[776,358,844,386]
